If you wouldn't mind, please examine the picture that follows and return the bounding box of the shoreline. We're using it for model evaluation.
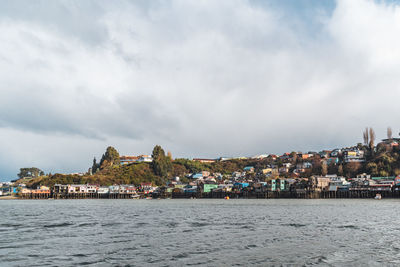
[0,195,19,200]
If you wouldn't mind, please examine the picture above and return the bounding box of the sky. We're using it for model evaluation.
[1,0,400,179]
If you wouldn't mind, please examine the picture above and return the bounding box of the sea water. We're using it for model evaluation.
[0,199,398,266]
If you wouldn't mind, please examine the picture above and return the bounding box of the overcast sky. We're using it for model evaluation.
[1,0,400,179]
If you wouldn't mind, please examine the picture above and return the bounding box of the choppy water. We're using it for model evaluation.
[1,199,400,266]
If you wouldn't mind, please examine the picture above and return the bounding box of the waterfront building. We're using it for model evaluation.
[329,177,350,191]
[68,185,88,193]
[119,185,136,194]
[97,187,110,194]
[203,184,218,193]
[53,184,68,194]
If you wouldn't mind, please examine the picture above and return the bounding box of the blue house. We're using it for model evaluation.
[234,182,249,188]
[244,166,255,172]
[192,173,203,179]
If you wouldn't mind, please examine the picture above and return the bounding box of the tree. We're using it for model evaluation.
[151,145,172,178]
[344,162,361,178]
[99,146,120,169]
[363,128,369,146]
[18,167,44,179]
[369,127,375,152]
[92,157,98,174]
[366,162,378,176]
[387,127,393,141]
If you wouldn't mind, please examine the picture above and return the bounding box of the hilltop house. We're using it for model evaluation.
[120,156,140,165]
[343,150,364,163]
[120,155,153,165]
[193,158,217,163]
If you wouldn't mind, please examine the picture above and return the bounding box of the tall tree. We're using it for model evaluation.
[92,157,98,174]
[369,127,376,154]
[100,146,120,169]
[151,145,172,177]
[363,128,369,146]
[387,127,393,141]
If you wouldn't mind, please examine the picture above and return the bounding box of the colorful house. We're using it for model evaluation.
[203,184,218,193]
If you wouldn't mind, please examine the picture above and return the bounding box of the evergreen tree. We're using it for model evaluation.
[151,145,172,177]
[92,157,98,174]
[99,146,120,169]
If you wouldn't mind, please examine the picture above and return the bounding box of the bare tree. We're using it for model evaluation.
[363,127,369,146]
[369,127,375,152]
[387,127,393,140]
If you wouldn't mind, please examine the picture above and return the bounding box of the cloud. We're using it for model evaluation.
[0,0,399,179]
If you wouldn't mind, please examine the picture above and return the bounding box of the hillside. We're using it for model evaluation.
[23,163,163,188]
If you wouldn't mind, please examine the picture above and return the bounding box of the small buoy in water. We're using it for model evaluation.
[224,196,230,200]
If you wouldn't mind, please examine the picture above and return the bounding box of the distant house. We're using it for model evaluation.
[192,173,203,179]
[343,150,364,163]
[69,185,87,193]
[203,184,218,193]
[312,177,330,191]
[319,150,332,158]
[325,157,339,165]
[97,187,110,194]
[193,158,217,163]
[300,154,310,159]
[120,155,152,165]
[243,166,255,173]
[32,186,51,195]
[279,167,289,173]
[251,154,269,160]
[119,185,137,194]
[21,188,32,194]
[330,149,341,157]
[54,184,69,194]
[201,171,210,177]
[262,168,273,174]
[269,155,278,160]
[234,182,249,188]
[139,183,154,194]
[219,157,233,161]
[296,162,312,169]
[86,185,98,193]
[138,155,153,162]
[120,156,140,165]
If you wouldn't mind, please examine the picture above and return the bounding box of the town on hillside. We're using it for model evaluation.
[2,127,400,199]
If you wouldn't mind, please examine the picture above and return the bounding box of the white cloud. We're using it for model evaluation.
[0,0,400,179]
